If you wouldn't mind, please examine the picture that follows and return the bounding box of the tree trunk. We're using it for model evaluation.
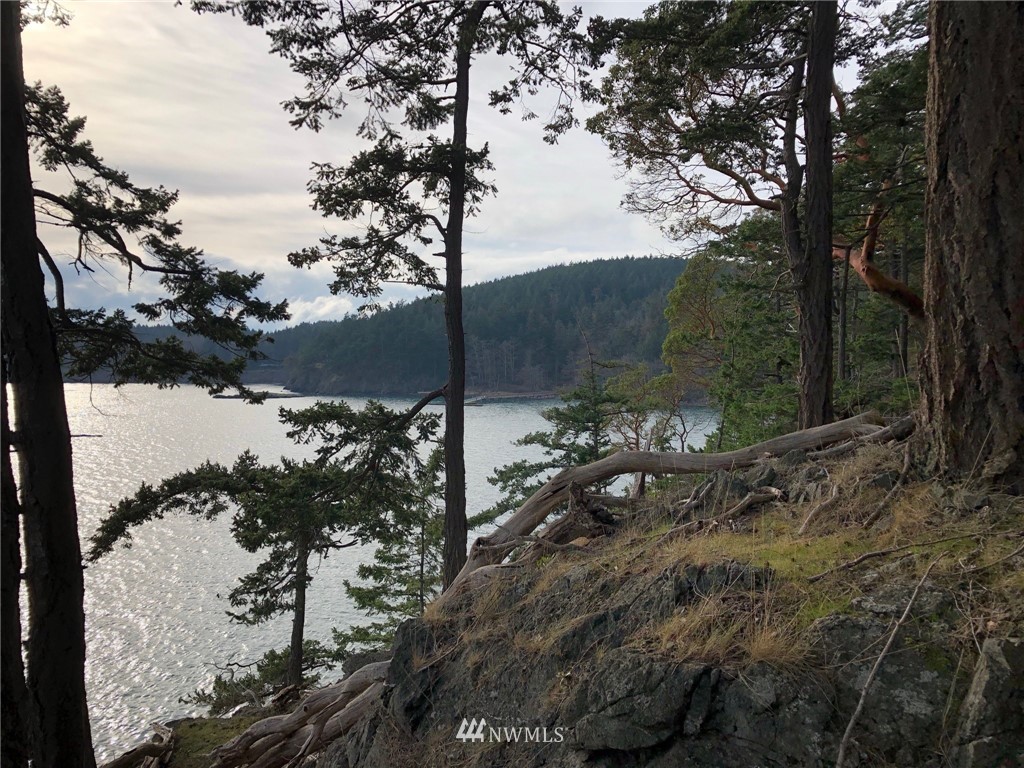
[920,1,1024,490]
[1,343,33,768]
[441,3,488,589]
[795,1,837,428]
[0,5,96,766]
[286,534,308,687]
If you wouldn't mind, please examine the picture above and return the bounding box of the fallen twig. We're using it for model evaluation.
[808,533,986,583]
[861,443,912,528]
[835,557,943,768]
[798,483,840,535]
[961,538,1024,574]
[659,487,784,544]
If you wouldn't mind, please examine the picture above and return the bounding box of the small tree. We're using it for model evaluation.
[197,0,590,586]
[90,400,441,688]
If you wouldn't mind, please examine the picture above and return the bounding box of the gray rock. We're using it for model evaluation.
[953,637,1024,767]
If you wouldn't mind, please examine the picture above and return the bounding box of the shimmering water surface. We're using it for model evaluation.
[63,384,715,759]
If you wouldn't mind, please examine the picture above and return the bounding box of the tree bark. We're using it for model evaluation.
[919,1,1024,490]
[1,4,96,766]
[286,533,309,687]
[441,2,488,589]
[1,329,33,768]
[796,0,837,428]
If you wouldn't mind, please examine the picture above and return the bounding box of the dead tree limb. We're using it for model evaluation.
[808,533,985,583]
[798,483,840,535]
[100,724,173,768]
[659,487,784,544]
[440,411,884,602]
[861,442,912,528]
[808,415,915,460]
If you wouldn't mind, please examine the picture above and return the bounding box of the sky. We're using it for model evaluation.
[21,0,669,326]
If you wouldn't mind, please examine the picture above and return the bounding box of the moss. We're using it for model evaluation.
[166,716,263,768]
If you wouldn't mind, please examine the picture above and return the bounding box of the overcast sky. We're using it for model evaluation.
[22,1,668,326]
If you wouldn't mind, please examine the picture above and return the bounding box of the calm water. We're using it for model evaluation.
[61,384,715,758]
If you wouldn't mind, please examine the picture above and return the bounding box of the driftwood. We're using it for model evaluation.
[210,661,389,768]
[101,724,173,768]
[440,411,884,602]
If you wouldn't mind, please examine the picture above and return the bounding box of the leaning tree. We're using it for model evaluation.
[1,6,287,765]
[918,1,1023,490]
[197,0,590,586]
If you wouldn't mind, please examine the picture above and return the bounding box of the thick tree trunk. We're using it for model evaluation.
[796,1,837,428]
[286,534,308,686]
[920,2,1024,490]
[781,31,831,430]
[441,3,488,589]
[1,5,96,766]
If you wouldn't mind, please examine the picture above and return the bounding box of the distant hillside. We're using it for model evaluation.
[266,256,687,395]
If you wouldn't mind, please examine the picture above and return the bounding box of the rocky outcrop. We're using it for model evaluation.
[318,559,1021,767]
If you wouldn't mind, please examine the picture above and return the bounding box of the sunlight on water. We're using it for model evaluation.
[58,384,715,759]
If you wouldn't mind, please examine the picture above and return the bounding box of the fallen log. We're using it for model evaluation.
[210,661,389,768]
[441,411,884,602]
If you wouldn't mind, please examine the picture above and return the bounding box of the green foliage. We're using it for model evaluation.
[25,83,288,401]
[271,256,687,394]
[486,362,621,520]
[179,641,340,716]
[333,449,445,656]
[90,398,442,682]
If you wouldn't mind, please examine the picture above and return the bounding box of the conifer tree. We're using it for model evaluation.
[196,0,590,586]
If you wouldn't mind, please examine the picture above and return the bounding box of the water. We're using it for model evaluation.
[60,384,715,759]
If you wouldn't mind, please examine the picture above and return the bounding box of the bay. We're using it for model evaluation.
[62,383,716,759]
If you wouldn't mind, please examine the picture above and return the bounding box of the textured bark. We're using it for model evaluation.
[442,3,488,589]
[1,4,96,766]
[920,1,1024,489]
[797,0,837,429]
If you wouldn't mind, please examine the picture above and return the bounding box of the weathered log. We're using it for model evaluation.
[248,682,385,768]
[808,415,915,460]
[101,724,173,768]
[210,661,389,768]
[441,411,884,601]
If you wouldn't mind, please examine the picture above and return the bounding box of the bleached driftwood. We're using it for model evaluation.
[210,661,389,768]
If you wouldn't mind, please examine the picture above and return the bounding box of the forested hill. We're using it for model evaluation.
[265,256,687,395]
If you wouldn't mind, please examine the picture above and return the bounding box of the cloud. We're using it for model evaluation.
[284,295,357,325]
[21,0,670,324]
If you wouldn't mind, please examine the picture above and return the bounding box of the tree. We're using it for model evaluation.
[919,1,1023,489]
[197,0,588,587]
[90,400,441,687]
[588,1,838,428]
[2,8,287,763]
[486,359,619,520]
